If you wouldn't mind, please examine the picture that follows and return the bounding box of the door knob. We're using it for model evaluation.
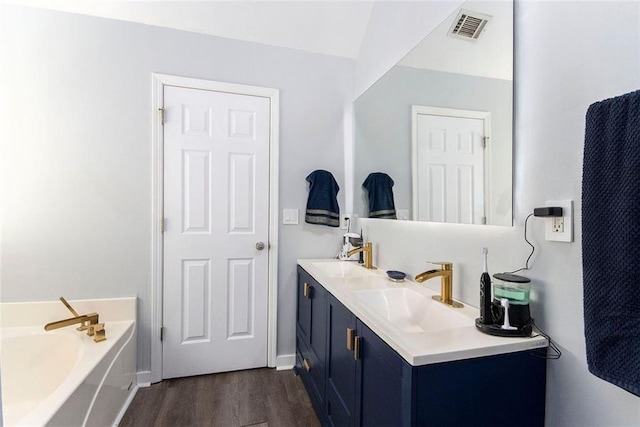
[256,242,266,251]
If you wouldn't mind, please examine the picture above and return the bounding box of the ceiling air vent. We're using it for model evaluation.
[448,9,492,41]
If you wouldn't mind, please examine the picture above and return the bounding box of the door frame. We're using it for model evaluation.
[411,105,490,223]
[150,73,279,383]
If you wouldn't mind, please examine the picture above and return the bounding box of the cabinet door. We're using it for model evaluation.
[326,294,357,426]
[296,267,327,419]
[415,350,546,426]
[297,267,327,364]
[356,320,409,427]
[296,267,312,345]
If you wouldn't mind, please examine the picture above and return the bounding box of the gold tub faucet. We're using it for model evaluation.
[347,242,376,269]
[44,297,107,342]
[415,262,464,308]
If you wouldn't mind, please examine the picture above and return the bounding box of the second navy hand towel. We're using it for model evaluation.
[363,172,397,219]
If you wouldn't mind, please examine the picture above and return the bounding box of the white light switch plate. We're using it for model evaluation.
[545,200,573,242]
[282,209,299,225]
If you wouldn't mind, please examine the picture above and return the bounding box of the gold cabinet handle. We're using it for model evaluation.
[303,358,311,372]
[303,282,312,298]
[346,328,355,351]
[354,336,362,360]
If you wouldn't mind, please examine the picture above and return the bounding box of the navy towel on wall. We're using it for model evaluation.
[305,170,340,227]
[582,89,640,397]
[363,172,397,219]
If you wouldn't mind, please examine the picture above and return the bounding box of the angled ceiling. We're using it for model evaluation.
[5,0,376,58]
[5,0,512,79]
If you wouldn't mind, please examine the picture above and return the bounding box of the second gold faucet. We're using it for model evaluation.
[415,262,464,308]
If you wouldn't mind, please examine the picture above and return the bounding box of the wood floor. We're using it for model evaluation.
[119,368,320,427]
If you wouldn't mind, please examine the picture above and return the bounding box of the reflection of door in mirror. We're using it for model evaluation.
[412,106,489,224]
[352,0,513,227]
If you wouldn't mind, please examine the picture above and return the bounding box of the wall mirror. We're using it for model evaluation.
[353,0,513,226]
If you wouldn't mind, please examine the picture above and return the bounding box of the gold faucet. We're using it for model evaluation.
[415,262,464,308]
[44,297,107,342]
[347,242,376,269]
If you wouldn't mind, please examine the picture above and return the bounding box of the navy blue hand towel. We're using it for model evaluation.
[582,89,640,397]
[305,170,340,227]
[363,172,397,219]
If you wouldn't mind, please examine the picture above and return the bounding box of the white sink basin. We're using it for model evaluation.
[310,261,377,279]
[353,288,472,333]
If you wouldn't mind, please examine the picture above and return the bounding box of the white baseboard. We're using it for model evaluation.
[275,354,295,370]
[137,371,152,388]
[138,360,293,384]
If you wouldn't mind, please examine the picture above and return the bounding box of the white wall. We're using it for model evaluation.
[0,4,353,373]
[357,1,640,426]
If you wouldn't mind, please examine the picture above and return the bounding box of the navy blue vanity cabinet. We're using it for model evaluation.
[326,294,408,427]
[413,350,547,427]
[325,294,357,426]
[296,264,546,427]
[356,321,410,427]
[296,266,327,421]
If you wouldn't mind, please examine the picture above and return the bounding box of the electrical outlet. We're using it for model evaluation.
[340,214,351,230]
[552,217,564,233]
[545,200,573,242]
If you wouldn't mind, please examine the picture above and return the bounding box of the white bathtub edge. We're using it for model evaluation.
[1,297,137,328]
[113,385,139,427]
[82,321,137,426]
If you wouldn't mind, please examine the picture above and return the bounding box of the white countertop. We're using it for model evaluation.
[298,259,548,366]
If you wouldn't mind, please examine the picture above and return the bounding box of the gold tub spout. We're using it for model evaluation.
[44,313,99,331]
[415,262,464,308]
[347,242,376,269]
[44,297,107,342]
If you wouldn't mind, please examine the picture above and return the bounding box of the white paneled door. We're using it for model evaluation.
[162,85,271,379]
[413,107,487,225]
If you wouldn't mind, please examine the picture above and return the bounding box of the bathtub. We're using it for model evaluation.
[0,297,137,426]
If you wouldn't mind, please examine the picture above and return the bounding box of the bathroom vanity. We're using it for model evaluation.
[296,260,548,427]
